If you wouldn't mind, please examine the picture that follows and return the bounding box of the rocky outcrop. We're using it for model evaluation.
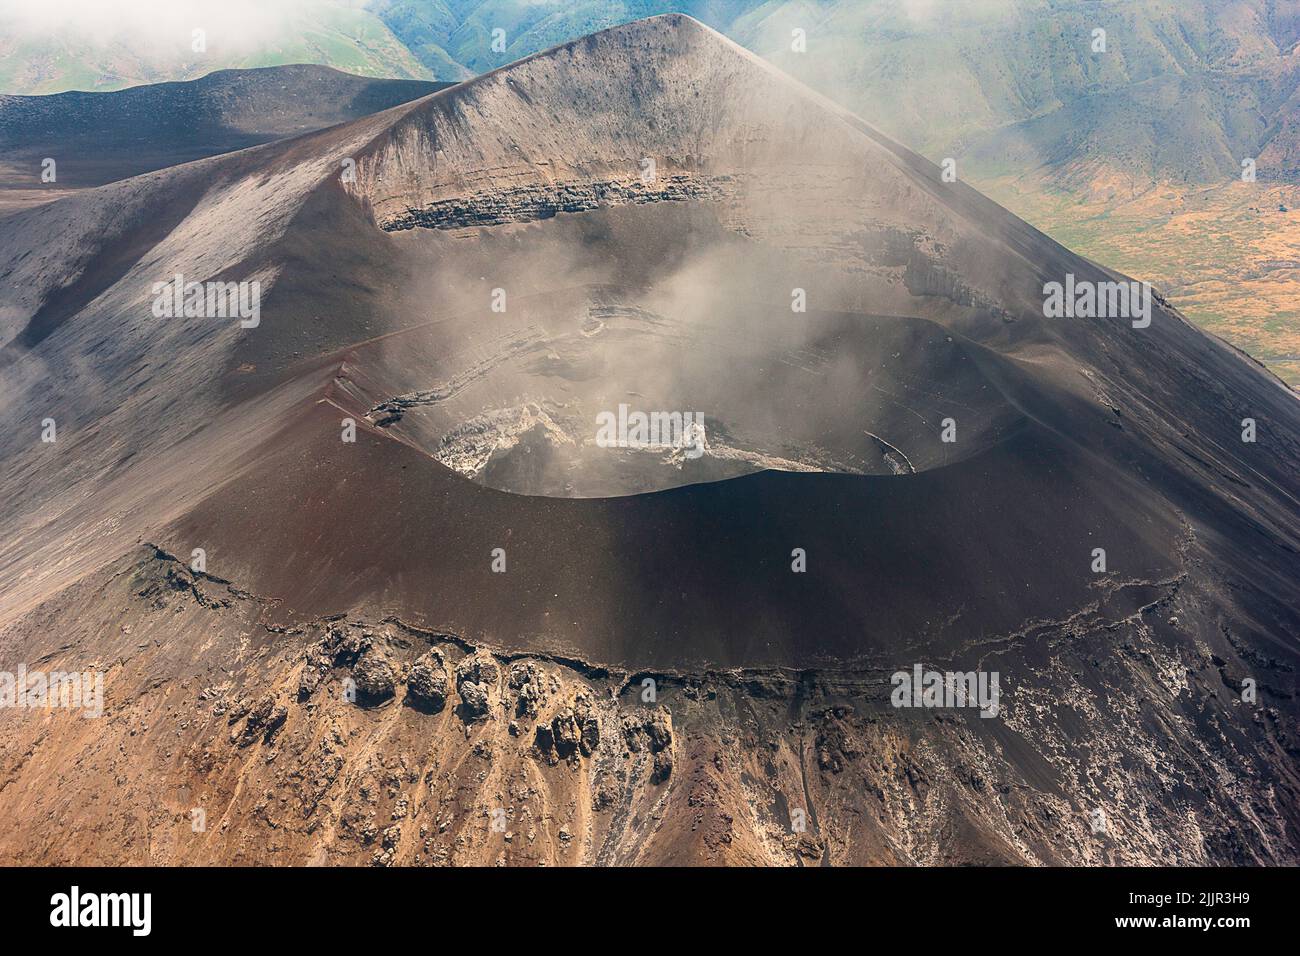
[299,624,372,701]
[353,653,397,704]
[454,654,499,721]
[380,175,737,232]
[614,707,674,782]
[508,661,546,719]
[230,695,288,747]
[407,649,449,712]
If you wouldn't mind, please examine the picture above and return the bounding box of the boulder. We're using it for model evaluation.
[407,649,449,711]
[455,653,499,720]
[353,653,396,703]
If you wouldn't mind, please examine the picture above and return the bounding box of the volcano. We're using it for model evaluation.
[0,15,1297,866]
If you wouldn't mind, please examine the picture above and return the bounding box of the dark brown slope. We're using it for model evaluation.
[0,15,1297,865]
[171,395,1187,670]
[0,7,1294,685]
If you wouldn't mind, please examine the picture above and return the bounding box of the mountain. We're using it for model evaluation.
[5,4,1297,381]
[725,0,1300,386]
[0,65,450,216]
[727,0,1300,183]
[172,0,1296,191]
[0,15,1297,866]
[10,0,1298,186]
[0,0,436,95]
[366,0,748,77]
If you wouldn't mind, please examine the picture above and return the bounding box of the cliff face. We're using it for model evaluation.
[0,16,1297,866]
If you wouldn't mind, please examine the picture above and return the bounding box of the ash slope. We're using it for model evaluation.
[0,10,1295,670]
[0,15,1297,865]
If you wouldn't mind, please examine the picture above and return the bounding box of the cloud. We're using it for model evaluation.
[0,0,358,54]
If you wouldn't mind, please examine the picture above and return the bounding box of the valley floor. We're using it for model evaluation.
[984,177,1300,387]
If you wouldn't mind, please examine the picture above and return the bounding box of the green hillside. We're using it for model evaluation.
[0,3,434,94]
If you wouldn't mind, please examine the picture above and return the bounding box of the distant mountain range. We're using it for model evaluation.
[0,1,430,94]
[0,64,444,151]
[7,1,1297,188]
[0,65,447,216]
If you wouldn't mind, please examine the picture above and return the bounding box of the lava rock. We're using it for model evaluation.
[353,653,396,704]
[652,748,674,783]
[508,661,542,718]
[407,649,449,712]
[455,653,499,720]
[552,709,580,757]
[231,695,281,747]
[580,714,601,756]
